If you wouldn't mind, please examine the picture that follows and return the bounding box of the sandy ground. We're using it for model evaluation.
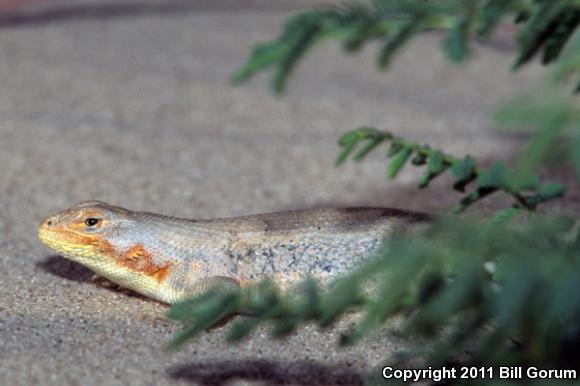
[0,1,577,385]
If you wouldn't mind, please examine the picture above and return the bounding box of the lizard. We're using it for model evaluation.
[38,201,429,304]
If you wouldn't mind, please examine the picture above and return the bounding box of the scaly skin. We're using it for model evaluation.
[38,201,429,304]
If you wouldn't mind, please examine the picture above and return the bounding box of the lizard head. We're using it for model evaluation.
[38,200,133,262]
[39,201,178,303]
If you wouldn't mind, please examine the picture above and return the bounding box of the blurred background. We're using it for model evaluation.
[0,1,573,385]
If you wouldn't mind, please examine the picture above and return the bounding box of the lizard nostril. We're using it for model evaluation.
[46,220,52,226]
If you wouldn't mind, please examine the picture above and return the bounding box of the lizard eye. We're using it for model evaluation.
[85,218,101,227]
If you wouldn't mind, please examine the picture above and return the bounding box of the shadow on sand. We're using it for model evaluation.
[36,255,157,302]
[36,255,94,282]
[168,359,365,385]
[0,0,296,28]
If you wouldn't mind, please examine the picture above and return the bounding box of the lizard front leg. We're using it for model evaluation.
[182,275,241,298]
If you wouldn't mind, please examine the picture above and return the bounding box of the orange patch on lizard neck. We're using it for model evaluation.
[95,237,117,255]
[119,244,172,283]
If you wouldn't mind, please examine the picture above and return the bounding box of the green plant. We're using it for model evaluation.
[169,0,580,383]
[233,0,580,94]
[335,127,564,213]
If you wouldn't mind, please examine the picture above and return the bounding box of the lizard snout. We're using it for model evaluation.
[39,215,56,231]
[38,214,61,245]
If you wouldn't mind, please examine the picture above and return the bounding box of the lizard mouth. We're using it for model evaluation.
[38,219,99,259]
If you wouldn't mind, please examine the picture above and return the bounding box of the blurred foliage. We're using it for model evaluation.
[170,0,580,383]
[233,0,580,94]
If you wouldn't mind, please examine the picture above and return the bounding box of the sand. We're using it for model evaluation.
[0,1,576,385]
